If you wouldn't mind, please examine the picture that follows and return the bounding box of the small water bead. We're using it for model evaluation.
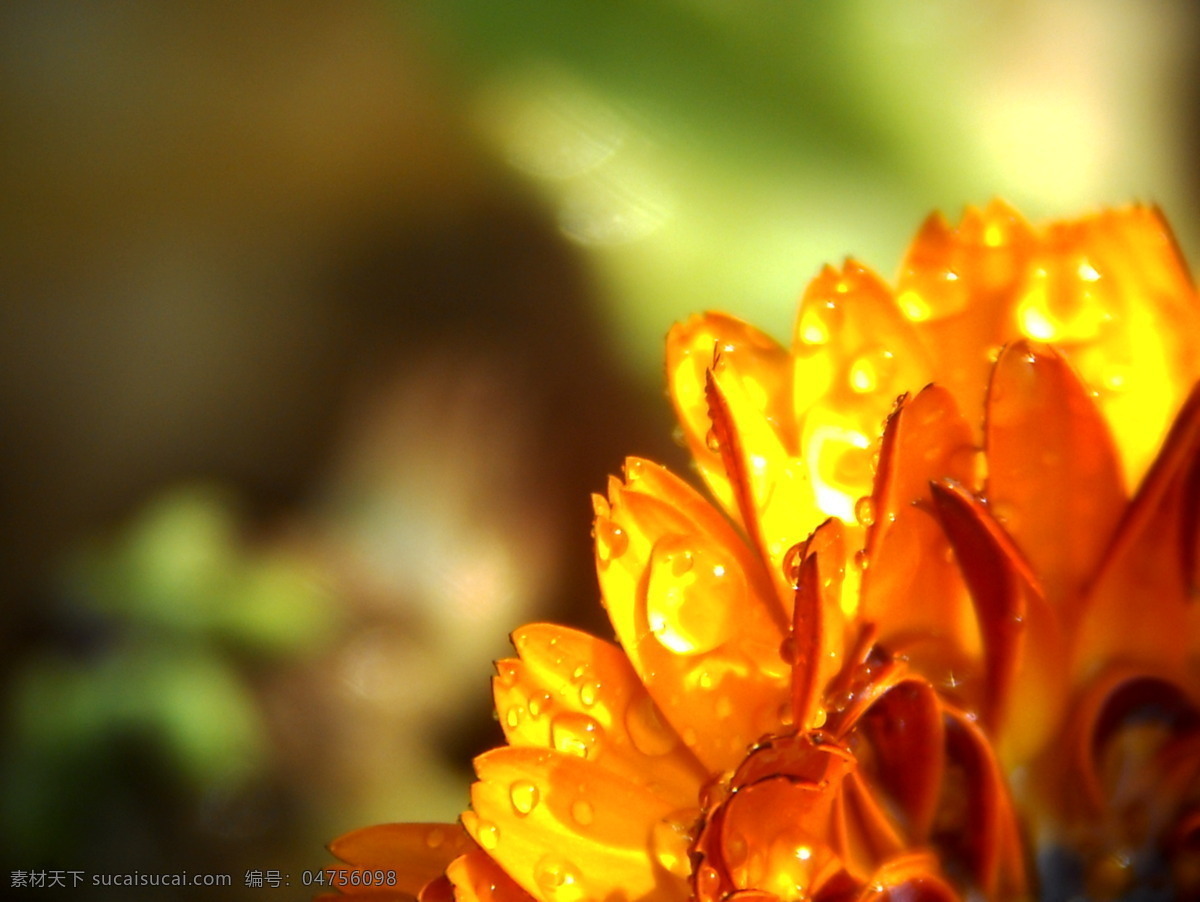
[847,346,897,396]
[578,680,600,708]
[593,517,628,567]
[570,798,594,827]
[533,856,589,902]
[704,427,722,454]
[777,701,795,727]
[1100,364,1131,394]
[475,820,500,850]
[505,705,526,730]
[696,864,722,899]
[853,549,870,572]
[798,306,831,347]
[551,712,604,759]
[645,534,742,656]
[853,496,876,527]
[425,826,446,849]
[781,543,805,589]
[528,691,552,719]
[625,692,678,756]
[509,780,541,816]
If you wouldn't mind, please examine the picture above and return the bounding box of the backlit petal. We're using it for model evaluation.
[985,340,1125,624]
[493,623,707,807]
[596,459,790,771]
[466,747,687,902]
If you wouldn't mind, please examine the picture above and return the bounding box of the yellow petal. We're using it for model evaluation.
[792,260,933,527]
[596,458,790,771]
[666,312,795,529]
[896,200,1037,438]
[1038,207,1200,487]
[1076,385,1200,681]
[493,623,707,808]
[465,747,688,902]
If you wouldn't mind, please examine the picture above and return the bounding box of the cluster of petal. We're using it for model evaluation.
[327,201,1200,901]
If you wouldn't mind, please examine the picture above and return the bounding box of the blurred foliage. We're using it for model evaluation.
[2,487,336,862]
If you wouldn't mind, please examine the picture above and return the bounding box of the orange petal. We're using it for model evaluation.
[858,676,945,843]
[493,623,707,808]
[788,550,823,731]
[985,340,1125,623]
[928,481,1038,735]
[1040,206,1200,486]
[706,350,822,594]
[328,823,475,897]
[895,200,1037,437]
[938,705,1028,898]
[445,850,535,902]
[862,386,982,691]
[596,459,790,771]
[792,260,932,529]
[465,747,687,902]
[783,519,849,728]
[1077,384,1200,681]
[666,312,796,529]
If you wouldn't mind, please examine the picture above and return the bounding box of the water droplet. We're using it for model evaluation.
[853,549,870,571]
[688,665,715,691]
[896,288,932,322]
[854,496,876,527]
[848,346,896,396]
[1100,364,1131,394]
[528,691,553,720]
[476,820,500,850]
[505,705,526,730]
[645,534,742,655]
[695,864,722,899]
[625,692,678,756]
[534,856,589,902]
[551,712,604,759]
[578,680,600,708]
[779,635,797,665]
[570,798,594,827]
[777,701,795,727]
[510,780,540,816]
[671,424,687,447]
[798,299,841,347]
[704,427,722,453]
[594,517,628,567]
[425,826,445,848]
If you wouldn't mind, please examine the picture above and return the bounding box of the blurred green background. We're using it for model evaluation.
[2,1,1198,898]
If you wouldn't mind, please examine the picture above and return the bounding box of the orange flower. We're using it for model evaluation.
[326,202,1200,901]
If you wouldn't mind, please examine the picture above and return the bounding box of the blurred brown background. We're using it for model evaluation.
[2,1,1198,898]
